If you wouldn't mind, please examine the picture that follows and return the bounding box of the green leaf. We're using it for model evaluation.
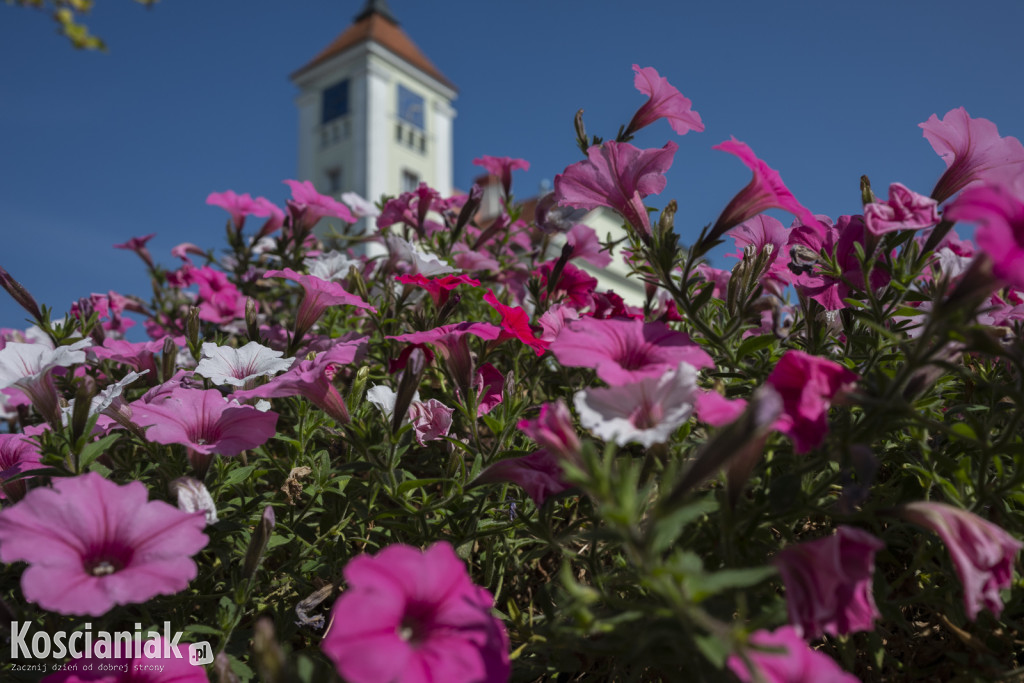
[79,433,121,471]
[736,334,776,359]
[694,632,731,669]
[647,496,718,554]
[223,465,256,486]
[688,565,777,601]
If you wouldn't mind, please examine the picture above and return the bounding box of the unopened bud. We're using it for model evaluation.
[160,336,177,383]
[242,505,276,581]
[253,617,289,683]
[0,266,43,323]
[574,109,589,154]
[245,298,260,342]
[185,306,201,356]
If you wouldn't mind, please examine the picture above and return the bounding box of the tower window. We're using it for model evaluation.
[322,79,350,124]
[397,84,425,130]
[401,170,420,193]
[325,167,343,194]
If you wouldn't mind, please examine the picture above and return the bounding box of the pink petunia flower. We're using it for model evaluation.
[920,107,1024,204]
[473,155,530,198]
[902,501,1023,620]
[475,363,504,417]
[694,389,747,427]
[863,183,940,236]
[574,362,699,447]
[774,526,885,639]
[284,179,357,231]
[321,541,510,683]
[945,183,1024,290]
[43,636,209,682]
[727,625,859,683]
[113,234,157,270]
[710,138,823,242]
[564,223,612,268]
[483,290,549,356]
[518,399,581,463]
[207,189,285,237]
[0,432,43,500]
[766,350,858,453]
[231,339,366,425]
[0,472,208,616]
[132,387,278,456]
[549,317,713,385]
[788,214,889,311]
[554,141,677,239]
[727,214,792,297]
[264,268,375,340]
[186,266,247,325]
[377,183,446,236]
[474,449,572,507]
[625,64,704,138]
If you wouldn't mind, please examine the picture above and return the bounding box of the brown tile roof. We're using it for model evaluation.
[291,12,456,92]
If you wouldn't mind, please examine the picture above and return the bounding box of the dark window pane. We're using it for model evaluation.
[322,80,349,124]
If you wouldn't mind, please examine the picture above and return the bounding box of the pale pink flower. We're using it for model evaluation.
[304,250,359,281]
[774,526,885,639]
[537,304,581,344]
[727,626,859,683]
[711,138,823,241]
[473,155,530,198]
[474,449,572,507]
[920,107,1024,203]
[945,183,1024,290]
[0,472,208,616]
[43,637,208,682]
[195,341,292,387]
[89,337,166,376]
[550,317,713,385]
[385,234,456,276]
[132,387,278,456]
[625,64,704,137]
[864,183,940,235]
[341,191,380,218]
[408,398,454,446]
[321,541,510,683]
[902,501,1023,620]
[574,362,698,447]
[766,350,859,453]
[554,141,678,238]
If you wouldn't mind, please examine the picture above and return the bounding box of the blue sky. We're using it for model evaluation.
[2,0,1023,329]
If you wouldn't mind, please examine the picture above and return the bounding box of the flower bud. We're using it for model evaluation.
[242,505,276,581]
[0,266,43,323]
[170,476,218,525]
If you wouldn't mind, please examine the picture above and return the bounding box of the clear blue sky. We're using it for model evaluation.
[2,0,1023,329]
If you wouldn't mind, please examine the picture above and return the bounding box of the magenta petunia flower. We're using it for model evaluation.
[945,183,1024,290]
[863,182,940,236]
[0,472,208,616]
[550,317,713,386]
[321,541,510,683]
[766,350,858,454]
[554,140,677,238]
[789,214,889,311]
[728,214,792,297]
[473,155,530,198]
[774,526,885,639]
[186,266,247,325]
[711,138,824,241]
[113,234,157,270]
[694,389,747,427]
[474,449,572,507]
[483,289,549,356]
[132,387,278,456]
[902,501,1023,620]
[396,273,481,307]
[377,183,446,236]
[920,107,1024,204]
[727,625,859,683]
[625,64,704,138]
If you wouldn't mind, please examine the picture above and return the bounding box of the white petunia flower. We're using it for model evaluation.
[195,341,292,387]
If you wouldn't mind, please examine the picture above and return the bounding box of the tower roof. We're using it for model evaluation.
[292,3,456,92]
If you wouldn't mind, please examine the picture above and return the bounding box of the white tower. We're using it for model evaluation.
[291,0,457,220]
